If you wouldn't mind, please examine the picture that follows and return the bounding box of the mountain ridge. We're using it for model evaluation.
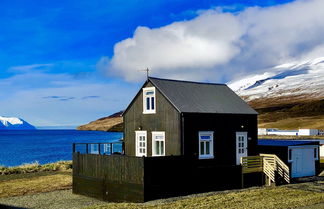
[0,116,36,130]
[228,57,324,108]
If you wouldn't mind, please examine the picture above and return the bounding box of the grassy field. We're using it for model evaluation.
[258,115,324,130]
[0,161,72,198]
[255,99,324,130]
[0,162,324,209]
[0,161,72,175]
[0,171,71,198]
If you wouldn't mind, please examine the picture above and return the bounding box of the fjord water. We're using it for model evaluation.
[0,130,122,167]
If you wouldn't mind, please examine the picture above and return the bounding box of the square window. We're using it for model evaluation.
[152,132,165,156]
[199,131,214,159]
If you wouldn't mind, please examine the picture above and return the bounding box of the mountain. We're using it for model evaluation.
[228,57,324,108]
[77,111,123,132]
[0,116,36,130]
[228,57,324,130]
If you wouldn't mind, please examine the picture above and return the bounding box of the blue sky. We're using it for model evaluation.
[1,0,324,127]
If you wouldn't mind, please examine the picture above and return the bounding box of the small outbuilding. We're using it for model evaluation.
[258,140,320,178]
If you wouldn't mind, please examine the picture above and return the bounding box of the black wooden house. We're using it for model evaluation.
[73,77,264,202]
[123,77,258,163]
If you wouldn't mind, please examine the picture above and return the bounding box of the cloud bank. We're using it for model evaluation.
[102,0,324,82]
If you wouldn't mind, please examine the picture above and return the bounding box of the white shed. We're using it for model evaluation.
[258,140,320,178]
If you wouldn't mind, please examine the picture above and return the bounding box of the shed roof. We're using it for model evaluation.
[148,77,257,114]
[258,139,319,147]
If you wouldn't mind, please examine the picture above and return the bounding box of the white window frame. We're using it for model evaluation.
[135,131,147,157]
[198,131,214,159]
[143,87,156,114]
[152,131,165,156]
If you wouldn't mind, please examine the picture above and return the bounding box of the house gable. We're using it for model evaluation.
[123,81,181,157]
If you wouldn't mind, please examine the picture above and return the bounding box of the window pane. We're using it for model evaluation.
[161,141,164,155]
[155,141,160,155]
[200,142,205,155]
[201,135,210,140]
[151,97,155,110]
[146,91,154,95]
[241,148,244,153]
[206,141,210,154]
[146,97,150,110]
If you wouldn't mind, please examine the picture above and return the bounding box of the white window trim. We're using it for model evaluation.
[198,131,214,159]
[152,131,165,157]
[143,87,156,114]
[135,131,147,157]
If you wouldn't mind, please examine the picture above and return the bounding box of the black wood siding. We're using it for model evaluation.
[123,82,181,157]
[182,113,258,165]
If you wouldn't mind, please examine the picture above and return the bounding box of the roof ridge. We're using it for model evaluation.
[148,76,226,86]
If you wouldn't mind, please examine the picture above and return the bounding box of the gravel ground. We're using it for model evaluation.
[0,189,106,209]
[0,180,323,209]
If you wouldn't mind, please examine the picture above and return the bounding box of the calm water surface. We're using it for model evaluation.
[0,130,122,167]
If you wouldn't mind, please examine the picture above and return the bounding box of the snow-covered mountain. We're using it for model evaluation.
[228,57,324,106]
[0,116,36,130]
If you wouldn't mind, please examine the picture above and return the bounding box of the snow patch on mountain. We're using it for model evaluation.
[228,57,324,102]
[0,116,36,130]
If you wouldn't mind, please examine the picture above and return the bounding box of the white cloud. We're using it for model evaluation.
[102,0,324,82]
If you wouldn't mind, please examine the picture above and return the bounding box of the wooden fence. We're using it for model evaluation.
[73,153,243,202]
[73,153,144,202]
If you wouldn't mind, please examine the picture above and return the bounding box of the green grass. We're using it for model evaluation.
[0,161,72,175]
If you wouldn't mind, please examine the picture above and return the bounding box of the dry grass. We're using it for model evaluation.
[86,186,324,209]
[77,116,123,132]
[0,161,72,175]
[258,115,324,130]
[0,172,72,198]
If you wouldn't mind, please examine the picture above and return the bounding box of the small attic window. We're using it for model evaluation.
[143,87,156,114]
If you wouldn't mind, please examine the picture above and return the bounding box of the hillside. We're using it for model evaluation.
[77,111,123,132]
[254,99,324,130]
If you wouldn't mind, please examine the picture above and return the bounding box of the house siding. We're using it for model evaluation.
[124,82,181,157]
[182,113,258,165]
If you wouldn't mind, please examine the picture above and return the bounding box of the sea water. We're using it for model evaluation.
[0,130,122,167]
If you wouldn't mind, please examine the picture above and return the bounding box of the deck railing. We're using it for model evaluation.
[73,142,124,155]
[260,154,290,183]
[241,153,290,187]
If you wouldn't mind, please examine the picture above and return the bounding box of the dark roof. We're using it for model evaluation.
[148,77,257,114]
[258,139,319,147]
